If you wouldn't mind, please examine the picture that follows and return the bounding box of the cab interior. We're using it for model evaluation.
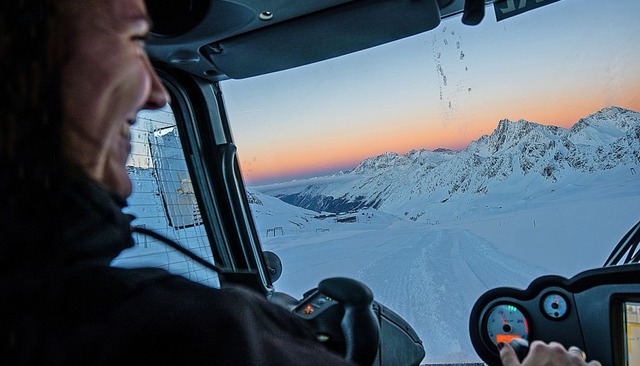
[116,1,640,364]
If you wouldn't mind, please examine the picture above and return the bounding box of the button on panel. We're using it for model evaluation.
[295,292,338,318]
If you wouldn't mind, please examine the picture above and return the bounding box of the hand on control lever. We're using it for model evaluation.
[498,339,602,366]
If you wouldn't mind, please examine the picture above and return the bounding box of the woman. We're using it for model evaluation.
[0,0,601,365]
[1,1,355,364]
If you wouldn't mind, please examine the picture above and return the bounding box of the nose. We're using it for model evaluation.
[143,58,171,110]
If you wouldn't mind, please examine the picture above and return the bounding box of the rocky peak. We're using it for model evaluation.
[352,152,407,174]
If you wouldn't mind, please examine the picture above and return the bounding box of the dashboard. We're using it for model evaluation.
[469,264,640,365]
[270,277,425,366]
[295,291,425,365]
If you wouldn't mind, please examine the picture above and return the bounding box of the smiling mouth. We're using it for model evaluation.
[121,124,131,140]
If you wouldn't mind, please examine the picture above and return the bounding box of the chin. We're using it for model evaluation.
[115,179,134,199]
[102,169,134,199]
[117,184,133,199]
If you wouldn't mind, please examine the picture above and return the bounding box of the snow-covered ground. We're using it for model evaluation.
[252,167,639,364]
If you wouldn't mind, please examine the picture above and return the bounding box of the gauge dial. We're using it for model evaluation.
[485,304,529,346]
[542,293,568,319]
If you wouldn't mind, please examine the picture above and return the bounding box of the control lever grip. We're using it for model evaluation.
[318,277,379,366]
[509,338,530,362]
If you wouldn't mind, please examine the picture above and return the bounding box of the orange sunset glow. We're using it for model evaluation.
[237,99,640,185]
[222,0,640,186]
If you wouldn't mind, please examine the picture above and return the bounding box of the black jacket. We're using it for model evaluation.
[0,180,353,365]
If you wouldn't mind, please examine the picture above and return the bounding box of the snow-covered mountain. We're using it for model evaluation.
[255,106,640,221]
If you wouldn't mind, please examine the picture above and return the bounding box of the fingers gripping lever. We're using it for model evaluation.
[318,277,380,366]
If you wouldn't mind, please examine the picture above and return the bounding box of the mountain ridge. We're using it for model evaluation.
[255,106,640,220]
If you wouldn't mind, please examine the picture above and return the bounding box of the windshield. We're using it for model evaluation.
[221,0,640,363]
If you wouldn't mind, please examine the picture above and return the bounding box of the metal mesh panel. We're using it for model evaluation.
[112,106,219,287]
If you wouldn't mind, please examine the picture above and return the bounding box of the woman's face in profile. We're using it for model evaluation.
[60,0,169,198]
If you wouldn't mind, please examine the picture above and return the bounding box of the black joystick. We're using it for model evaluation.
[318,277,379,366]
[509,338,530,362]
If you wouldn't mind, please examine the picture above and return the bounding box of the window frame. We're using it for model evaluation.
[155,67,273,293]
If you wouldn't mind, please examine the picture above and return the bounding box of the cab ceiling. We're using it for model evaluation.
[145,0,469,81]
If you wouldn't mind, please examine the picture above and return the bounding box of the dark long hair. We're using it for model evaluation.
[1,5,78,361]
[0,0,69,256]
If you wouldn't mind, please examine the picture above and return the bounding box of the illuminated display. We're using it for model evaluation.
[486,304,529,347]
[624,302,640,365]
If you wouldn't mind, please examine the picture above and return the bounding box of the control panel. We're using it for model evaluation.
[469,264,640,365]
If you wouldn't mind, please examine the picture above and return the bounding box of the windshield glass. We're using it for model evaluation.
[221,0,640,362]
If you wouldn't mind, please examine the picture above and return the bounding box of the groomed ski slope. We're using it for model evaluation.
[263,220,545,363]
[259,171,639,363]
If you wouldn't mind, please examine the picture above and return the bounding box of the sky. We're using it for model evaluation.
[220,0,640,185]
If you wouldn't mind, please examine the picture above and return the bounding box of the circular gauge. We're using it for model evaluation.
[541,293,568,319]
[485,304,529,347]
